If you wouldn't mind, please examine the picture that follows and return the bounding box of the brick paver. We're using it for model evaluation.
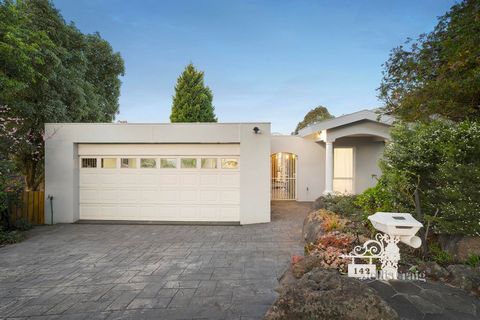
[0,201,310,319]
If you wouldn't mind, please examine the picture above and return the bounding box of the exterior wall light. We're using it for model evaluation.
[253,126,260,134]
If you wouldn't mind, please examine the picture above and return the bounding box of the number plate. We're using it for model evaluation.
[348,264,376,279]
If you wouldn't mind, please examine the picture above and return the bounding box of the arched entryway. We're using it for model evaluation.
[271,152,297,200]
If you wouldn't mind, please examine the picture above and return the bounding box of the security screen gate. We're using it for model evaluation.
[271,152,297,200]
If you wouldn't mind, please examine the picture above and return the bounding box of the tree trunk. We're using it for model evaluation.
[414,188,428,258]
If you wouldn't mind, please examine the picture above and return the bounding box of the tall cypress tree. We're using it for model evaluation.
[170,63,217,122]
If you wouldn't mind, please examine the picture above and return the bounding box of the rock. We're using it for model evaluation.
[456,237,480,261]
[418,261,449,280]
[439,235,480,262]
[447,264,480,296]
[291,255,303,265]
[303,209,331,243]
[291,255,323,279]
[312,196,326,210]
[265,268,399,320]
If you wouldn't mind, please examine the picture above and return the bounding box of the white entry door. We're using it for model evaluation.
[78,144,240,222]
[333,147,354,194]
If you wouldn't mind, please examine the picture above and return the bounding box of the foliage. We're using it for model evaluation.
[428,242,454,266]
[14,218,32,231]
[321,193,362,217]
[305,208,346,232]
[0,154,23,228]
[378,0,480,122]
[355,181,397,216]
[361,120,480,236]
[294,106,334,134]
[170,63,217,123]
[0,227,24,246]
[465,254,480,268]
[304,232,354,273]
[0,0,125,190]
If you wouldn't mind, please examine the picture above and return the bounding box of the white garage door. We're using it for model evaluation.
[78,144,240,222]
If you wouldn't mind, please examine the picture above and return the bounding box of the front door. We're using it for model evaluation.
[271,152,297,200]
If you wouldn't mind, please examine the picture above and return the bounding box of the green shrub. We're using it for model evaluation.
[428,242,453,266]
[465,254,480,268]
[0,227,24,245]
[14,218,32,231]
[355,181,396,216]
[361,120,480,236]
[321,193,362,217]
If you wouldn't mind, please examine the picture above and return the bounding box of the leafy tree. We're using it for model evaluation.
[357,120,480,236]
[170,63,217,122]
[0,0,124,190]
[294,106,334,134]
[378,0,480,121]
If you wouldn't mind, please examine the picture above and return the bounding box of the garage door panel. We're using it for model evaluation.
[80,188,99,203]
[220,190,240,203]
[158,175,178,186]
[140,189,157,202]
[79,204,97,219]
[117,189,139,202]
[200,174,218,186]
[100,173,120,185]
[180,174,198,186]
[117,205,139,218]
[219,174,240,187]
[79,147,240,222]
[116,174,138,186]
[180,190,198,202]
[80,172,99,186]
[200,190,219,202]
[138,174,157,186]
[100,189,117,202]
[158,190,179,202]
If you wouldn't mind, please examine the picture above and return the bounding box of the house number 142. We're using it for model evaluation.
[347,264,376,279]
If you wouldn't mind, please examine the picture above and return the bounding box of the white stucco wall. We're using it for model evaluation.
[335,138,385,194]
[271,135,325,201]
[271,134,386,200]
[44,123,271,225]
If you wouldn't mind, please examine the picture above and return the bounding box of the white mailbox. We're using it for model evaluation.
[368,212,423,248]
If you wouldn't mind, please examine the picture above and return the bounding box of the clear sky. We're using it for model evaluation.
[53,0,456,133]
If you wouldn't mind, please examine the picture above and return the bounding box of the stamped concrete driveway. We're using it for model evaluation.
[0,201,310,320]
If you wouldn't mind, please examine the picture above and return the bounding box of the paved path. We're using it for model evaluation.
[0,201,311,320]
[368,279,480,320]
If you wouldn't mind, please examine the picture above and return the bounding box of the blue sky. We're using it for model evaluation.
[53,0,456,133]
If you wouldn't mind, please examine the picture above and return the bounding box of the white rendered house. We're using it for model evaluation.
[44,109,392,225]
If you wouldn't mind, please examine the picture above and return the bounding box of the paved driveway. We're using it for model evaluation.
[0,201,310,320]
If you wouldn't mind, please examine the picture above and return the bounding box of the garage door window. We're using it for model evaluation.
[140,158,156,168]
[121,158,137,168]
[221,158,239,169]
[160,158,176,168]
[81,158,97,168]
[201,158,217,169]
[181,158,197,169]
[101,158,117,169]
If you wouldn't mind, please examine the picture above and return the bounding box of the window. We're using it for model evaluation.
[160,158,176,168]
[121,158,137,168]
[81,158,97,168]
[141,158,156,168]
[201,158,217,169]
[221,158,239,169]
[101,158,117,169]
[181,158,197,169]
[333,148,354,194]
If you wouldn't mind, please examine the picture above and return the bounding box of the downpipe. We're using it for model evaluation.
[47,195,54,225]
